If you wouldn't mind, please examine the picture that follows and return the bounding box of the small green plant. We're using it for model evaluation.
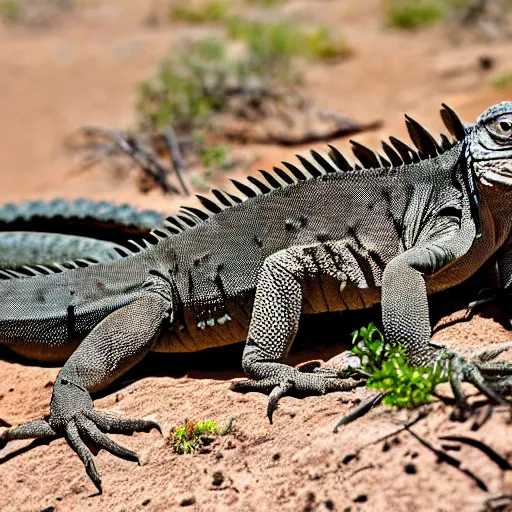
[492,70,512,89]
[385,0,445,29]
[168,419,219,454]
[167,418,234,454]
[0,0,22,23]
[347,323,447,408]
[170,1,231,23]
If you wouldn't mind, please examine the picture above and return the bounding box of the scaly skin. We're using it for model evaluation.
[0,199,165,268]
[3,104,512,493]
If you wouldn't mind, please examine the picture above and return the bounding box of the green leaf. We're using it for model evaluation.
[348,323,447,409]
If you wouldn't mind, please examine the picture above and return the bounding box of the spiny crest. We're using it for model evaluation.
[159,104,465,237]
[0,258,102,280]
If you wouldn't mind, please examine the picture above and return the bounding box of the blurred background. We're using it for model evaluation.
[0,0,510,212]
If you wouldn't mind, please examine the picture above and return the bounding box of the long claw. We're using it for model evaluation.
[466,363,509,406]
[77,416,140,465]
[449,356,470,421]
[267,381,293,424]
[65,421,102,494]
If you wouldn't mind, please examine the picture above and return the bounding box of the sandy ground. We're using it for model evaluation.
[2,1,512,510]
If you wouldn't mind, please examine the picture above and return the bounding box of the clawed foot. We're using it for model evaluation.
[231,363,364,423]
[446,342,512,421]
[0,379,160,494]
[332,342,512,430]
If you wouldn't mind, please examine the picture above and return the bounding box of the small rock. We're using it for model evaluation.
[212,471,224,486]
[325,499,335,510]
[180,496,196,506]
[354,494,367,503]
[215,452,223,461]
[404,463,417,474]
[142,498,150,506]
[342,454,356,465]
[272,452,281,461]
[479,55,494,71]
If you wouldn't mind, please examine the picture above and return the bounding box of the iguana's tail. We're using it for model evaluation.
[0,199,164,244]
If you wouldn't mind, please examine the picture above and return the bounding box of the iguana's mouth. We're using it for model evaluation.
[473,160,512,187]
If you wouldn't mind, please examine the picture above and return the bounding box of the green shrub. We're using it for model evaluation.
[385,0,445,28]
[137,38,232,130]
[137,19,350,131]
[171,1,231,23]
[226,18,349,80]
[0,0,22,23]
[304,27,352,59]
[346,323,447,408]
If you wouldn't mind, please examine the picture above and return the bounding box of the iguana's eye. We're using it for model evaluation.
[500,120,512,132]
[489,114,512,139]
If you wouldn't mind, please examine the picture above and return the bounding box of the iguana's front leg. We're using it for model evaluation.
[382,244,512,413]
[0,289,172,493]
[231,246,364,422]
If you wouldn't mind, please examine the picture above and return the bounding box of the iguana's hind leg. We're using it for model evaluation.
[231,246,363,423]
[0,278,172,493]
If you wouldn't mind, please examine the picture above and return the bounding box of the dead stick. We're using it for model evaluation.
[406,426,488,491]
[164,125,189,196]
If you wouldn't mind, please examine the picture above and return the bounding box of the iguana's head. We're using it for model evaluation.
[467,102,512,188]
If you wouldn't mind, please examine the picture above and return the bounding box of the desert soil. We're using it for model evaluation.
[2,1,512,511]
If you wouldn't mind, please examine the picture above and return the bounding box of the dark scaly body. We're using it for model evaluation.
[1,144,466,359]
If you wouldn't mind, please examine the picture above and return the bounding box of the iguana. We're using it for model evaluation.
[2,102,512,493]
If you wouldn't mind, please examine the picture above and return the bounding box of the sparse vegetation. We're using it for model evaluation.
[0,0,74,26]
[385,0,480,29]
[492,70,512,89]
[385,0,445,29]
[345,323,447,408]
[137,38,232,130]
[170,1,231,23]
[167,418,234,454]
[227,18,351,69]
[0,0,22,23]
[137,3,353,190]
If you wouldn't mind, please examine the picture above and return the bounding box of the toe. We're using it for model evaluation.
[65,420,102,494]
[77,415,140,464]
